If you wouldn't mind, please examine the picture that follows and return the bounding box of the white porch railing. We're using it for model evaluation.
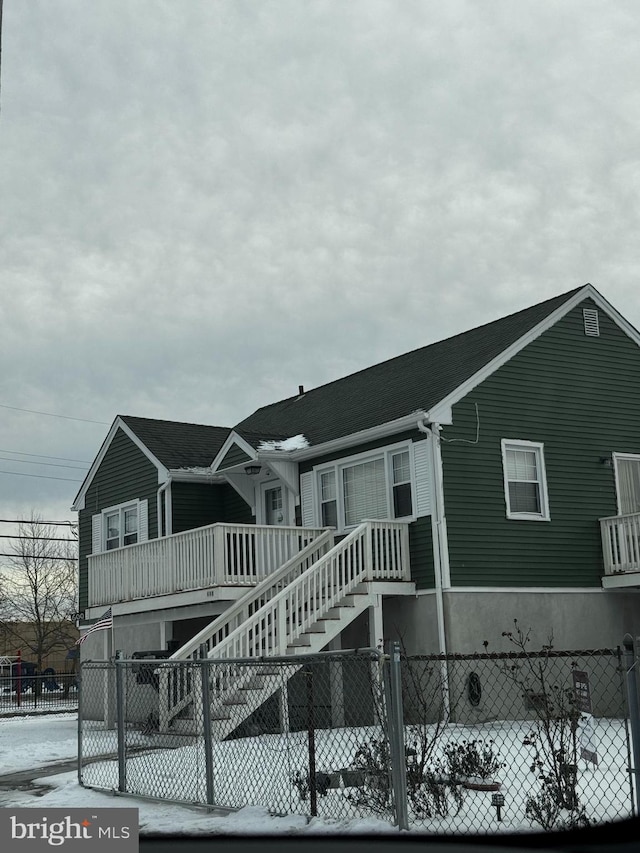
[600,512,640,574]
[87,523,326,607]
[158,520,411,734]
[209,519,410,660]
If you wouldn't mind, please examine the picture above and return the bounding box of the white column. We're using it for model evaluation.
[368,594,384,651]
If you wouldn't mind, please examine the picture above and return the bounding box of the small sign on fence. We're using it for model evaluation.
[573,669,598,766]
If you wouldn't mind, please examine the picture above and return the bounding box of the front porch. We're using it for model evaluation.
[600,512,640,588]
[87,523,327,608]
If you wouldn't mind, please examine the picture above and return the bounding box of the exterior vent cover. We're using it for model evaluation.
[583,308,600,336]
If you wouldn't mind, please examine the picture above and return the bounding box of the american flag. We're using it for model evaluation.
[76,608,113,645]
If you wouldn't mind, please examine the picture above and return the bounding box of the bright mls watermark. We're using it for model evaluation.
[0,809,138,851]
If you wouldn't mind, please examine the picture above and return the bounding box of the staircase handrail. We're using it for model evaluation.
[168,528,335,662]
[207,519,409,660]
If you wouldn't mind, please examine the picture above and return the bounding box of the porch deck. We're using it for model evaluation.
[87,523,326,608]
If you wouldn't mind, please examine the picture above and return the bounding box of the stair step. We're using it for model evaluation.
[288,635,312,648]
[222,695,249,706]
[305,622,327,634]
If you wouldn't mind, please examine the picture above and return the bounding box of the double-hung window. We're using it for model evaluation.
[92,500,148,554]
[317,445,414,531]
[501,440,550,521]
[105,504,138,549]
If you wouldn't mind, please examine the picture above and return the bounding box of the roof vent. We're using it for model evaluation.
[583,308,600,337]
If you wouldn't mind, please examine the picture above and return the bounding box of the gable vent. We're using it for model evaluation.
[583,308,600,337]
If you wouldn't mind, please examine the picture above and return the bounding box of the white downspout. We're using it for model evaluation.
[157,479,172,537]
[417,416,450,715]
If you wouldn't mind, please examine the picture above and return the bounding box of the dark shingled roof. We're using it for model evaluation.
[234,287,587,447]
[120,416,230,469]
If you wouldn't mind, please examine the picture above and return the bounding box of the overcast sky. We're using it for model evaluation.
[1,0,640,529]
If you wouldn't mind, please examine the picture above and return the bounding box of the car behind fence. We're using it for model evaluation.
[78,642,638,834]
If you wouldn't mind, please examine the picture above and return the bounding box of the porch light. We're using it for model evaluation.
[600,456,613,468]
[244,465,262,476]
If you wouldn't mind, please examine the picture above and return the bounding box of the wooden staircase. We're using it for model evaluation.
[158,520,413,739]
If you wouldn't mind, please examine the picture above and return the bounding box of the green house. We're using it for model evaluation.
[72,283,640,680]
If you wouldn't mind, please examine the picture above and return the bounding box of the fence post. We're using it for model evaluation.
[199,644,215,807]
[306,666,318,817]
[115,650,126,794]
[387,641,409,830]
[623,635,640,816]
[77,662,83,786]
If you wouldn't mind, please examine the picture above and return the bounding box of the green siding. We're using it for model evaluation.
[442,298,640,588]
[217,444,252,470]
[409,517,435,589]
[223,484,255,524]
[299,430,435,588]
[170,481,254,531]
[171,482,226,534]
[78,429,159,612]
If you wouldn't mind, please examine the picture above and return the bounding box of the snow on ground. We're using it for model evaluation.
[0,713,395,835]
[0,713,78,774]
[0,712,633,836]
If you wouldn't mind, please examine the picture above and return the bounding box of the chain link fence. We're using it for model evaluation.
[79,643,637,833]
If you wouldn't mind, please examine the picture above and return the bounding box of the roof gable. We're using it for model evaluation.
[71,416,230,511]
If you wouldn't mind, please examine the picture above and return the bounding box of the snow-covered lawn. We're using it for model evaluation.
[0,714,394,835]
[80,715,633,834]
[0,712,633,836]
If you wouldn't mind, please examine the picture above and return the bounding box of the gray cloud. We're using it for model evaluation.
[1,0,640,522]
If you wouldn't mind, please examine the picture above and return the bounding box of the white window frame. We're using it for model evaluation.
[101,500,140,550]
[613,453,640,516]
[313,442,417,533]
[501,439,550,522]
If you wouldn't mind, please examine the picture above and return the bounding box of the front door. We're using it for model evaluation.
[264,484,286,525]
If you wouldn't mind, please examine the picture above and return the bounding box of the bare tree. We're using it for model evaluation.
[0,515,78,672]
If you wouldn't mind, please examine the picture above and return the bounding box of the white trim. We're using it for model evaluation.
[612,452,640,516]
[311,440,417,533]
[289,412,432,460]
[96,498,147,552]
[256,479,294,526]
[501,439,550,521]
[426,284,640,424]
[72,416,170,511]
[441,586,610,594]
[211,431,258,473]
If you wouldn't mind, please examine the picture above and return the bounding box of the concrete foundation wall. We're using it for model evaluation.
[442,590,640,653]
[382,593,440,654]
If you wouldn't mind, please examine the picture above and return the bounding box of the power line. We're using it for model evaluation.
[0,403,109,425]
[0,470,83,482]
[0,553,75,561]
[0,455,87,471]
[0,448,90,464]
[0,535,77,542]
[0,519,76,526]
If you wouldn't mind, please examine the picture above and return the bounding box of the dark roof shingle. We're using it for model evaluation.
[120,416,230,469]
[234,287,587,447]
